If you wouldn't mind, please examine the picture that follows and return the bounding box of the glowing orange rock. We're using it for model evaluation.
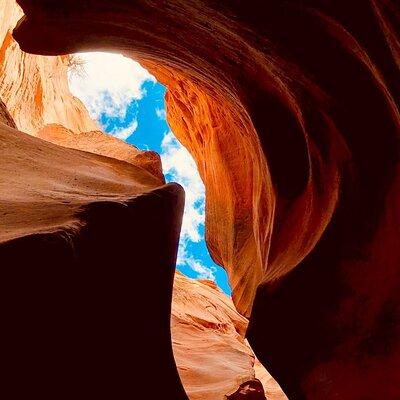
[37,124,165,182]
[172,272,286,400]
[7,0,400,398]
[0,0,97,134]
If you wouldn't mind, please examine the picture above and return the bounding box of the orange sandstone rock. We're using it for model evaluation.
[0,119,187,398]
[7,0,400,398]
[37,123,165,182]
[0,0,97,134]
[0,2,285,395]
[172,272,286,400]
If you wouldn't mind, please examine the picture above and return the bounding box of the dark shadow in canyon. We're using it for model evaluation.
[1,183,188,399]
[6,0,400,399]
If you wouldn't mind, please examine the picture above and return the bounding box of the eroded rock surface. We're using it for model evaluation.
[0,0,97,134]
[172,273,286,400]
[0,120,187,398]
[0,1,286,398]
[37,123,165,181]
[4,0,400,398]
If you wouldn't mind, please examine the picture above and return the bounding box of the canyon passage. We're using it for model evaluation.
[1,0,400,399]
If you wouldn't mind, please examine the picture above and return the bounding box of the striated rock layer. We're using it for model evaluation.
[0,117,285,399]
[0,120,187,398]
[172,272,285,400]
[0,0,97,134]
[12,0,400,398]
[0,1,286,395]
[36,123,165,182]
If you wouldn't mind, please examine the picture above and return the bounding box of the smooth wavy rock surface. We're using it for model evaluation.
[172,272,286,399]
[0,0,97,134]
[0,120,187,398]
[5,0,400,397]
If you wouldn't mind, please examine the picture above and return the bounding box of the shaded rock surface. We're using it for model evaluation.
[0,120,187,398]
[0,97,16,128]
[226,380,266,400]
[4,0,400,398]
[0,1,286,398]
[0,115,285,399]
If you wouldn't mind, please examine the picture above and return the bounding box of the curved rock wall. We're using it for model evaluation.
[172,272,286,400]
[0,120,187,398]
[0,120,286,400]
[0,0,97,134]
[6,0,400,398]
[0,1,286,397]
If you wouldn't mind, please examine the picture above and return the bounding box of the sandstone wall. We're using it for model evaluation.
[2,0,399,397]
[0,0,97,134]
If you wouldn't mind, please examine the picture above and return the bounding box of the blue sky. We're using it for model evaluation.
[68,52,231,294]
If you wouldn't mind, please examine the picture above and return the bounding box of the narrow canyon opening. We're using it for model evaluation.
[68,52,286,400]
[2,0,399,398]
[67,51,232,294]
[0,0,287,395]
[64,52,288,398]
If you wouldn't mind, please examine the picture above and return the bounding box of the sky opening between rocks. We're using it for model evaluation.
[68,52,231,294]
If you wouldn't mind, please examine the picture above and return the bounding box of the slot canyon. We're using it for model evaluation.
[1,0,399,399]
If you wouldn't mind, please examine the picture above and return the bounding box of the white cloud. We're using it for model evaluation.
[68,52,155,121]
[187,257,216,280]
[155,107,167,120]
[109,119,138,140]
[161,131,216,281]
[161,131,204,243]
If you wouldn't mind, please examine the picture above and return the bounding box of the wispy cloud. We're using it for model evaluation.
[161,131,204,243]
[155,107,167,120]
[68,52,155,122]
[109,119,138,140]
[187,257,217,280]
[161,131,216,281]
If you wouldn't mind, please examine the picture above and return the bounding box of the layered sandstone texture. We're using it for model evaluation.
[172,273,286,400]
[0,1,286,398]
[0,0,97,134]
[11,0,400,398]
[0,119,187,399]
[36,124,165,182]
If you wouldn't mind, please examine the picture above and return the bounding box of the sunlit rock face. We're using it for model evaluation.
[0,1,287,398]
[36,123,165,182]
[0,0,97,134]
[0,0,164,180]
[172,273,286,400]
[11,0,400,398]
[0,120,187,398]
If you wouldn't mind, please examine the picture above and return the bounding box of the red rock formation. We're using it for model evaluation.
[0,119,285,399]
[11,0,400,398]
[37,123,165,182]
[0,119,187,398]
[0,0,97,134]
[0,2,288,397]
[172,272,286,400]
